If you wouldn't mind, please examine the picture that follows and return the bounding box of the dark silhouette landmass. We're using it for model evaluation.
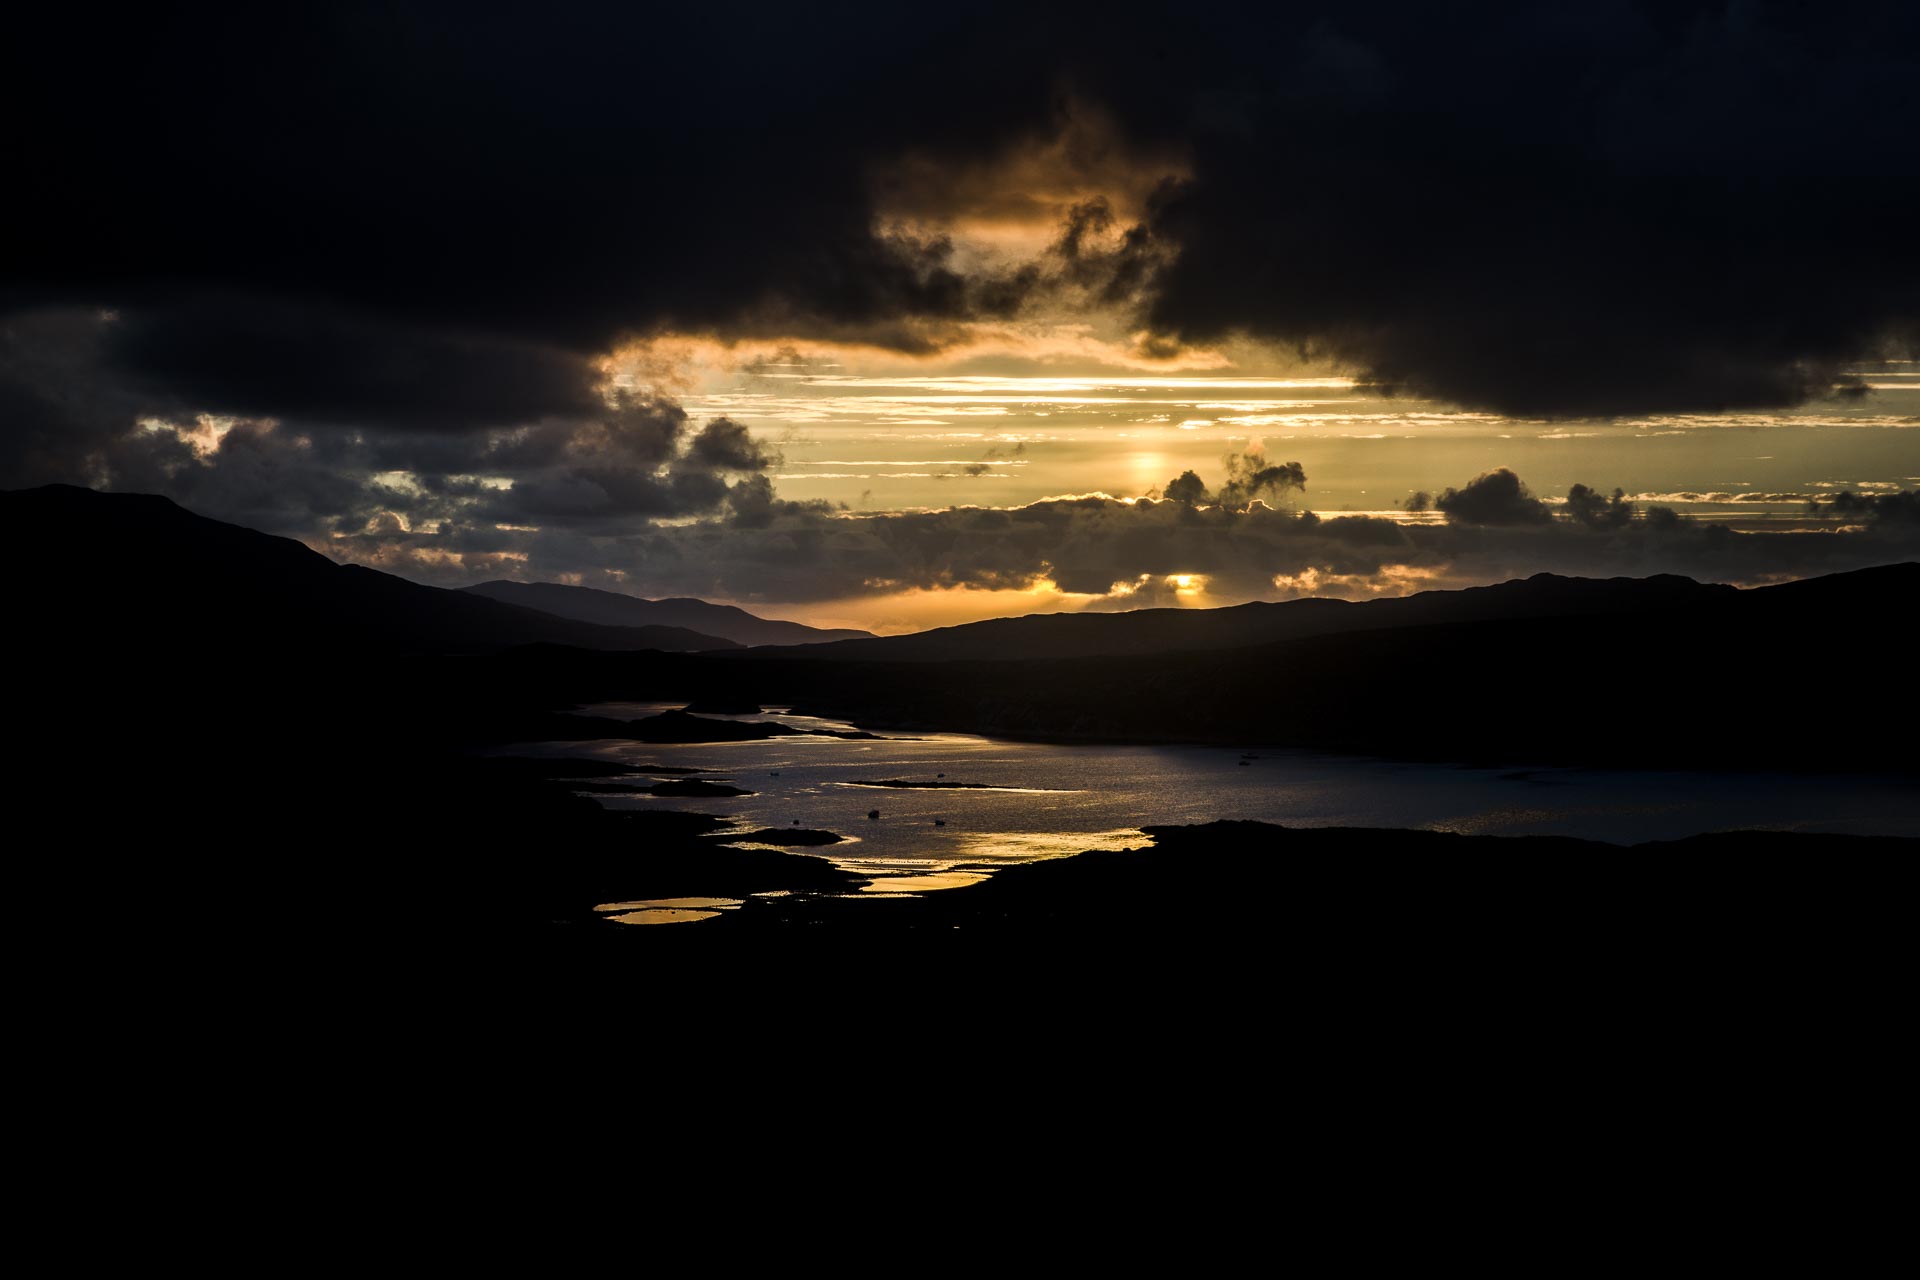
[12,484,1908,773]
[752,571,1740,662]
[661,820,1917,936]
[447,561,1916,773]
[843,779,1068,791]
[9,485,1914,971]
[756,563,1920,772]
[645,778,754,797]
[601,709,883,744]
[713,828,845,847]
[4,485,740,655]
[464,580,872,646]
[475,758,706,779]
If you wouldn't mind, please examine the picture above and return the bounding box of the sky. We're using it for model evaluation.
[3,2,1915,632]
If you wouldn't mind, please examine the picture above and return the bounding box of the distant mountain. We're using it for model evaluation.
[4,485,740,656]
[644,561,1915,771]
[756,572,1742,662]
[462,580,873,646]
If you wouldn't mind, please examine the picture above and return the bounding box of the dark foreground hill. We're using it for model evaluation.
[463,579,871,646]
[3,485,739,655]
[756,570,1739,661]
[7,487,1911,985]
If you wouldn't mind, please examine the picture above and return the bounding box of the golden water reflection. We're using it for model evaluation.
[595,897,743,926]
[855,871,990,895]
[843,828,1144,894]
[946,828,1141,861]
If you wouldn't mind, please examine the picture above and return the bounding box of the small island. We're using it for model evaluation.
[647,778,755,798]
[621,709,880,744]
[683,699,764,716]
[843,778,1070,791]
[712,827,845,847]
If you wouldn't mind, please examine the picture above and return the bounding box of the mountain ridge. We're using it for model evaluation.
[462,580,872,646]
[4,485,741,656]
[745,569,1749,662]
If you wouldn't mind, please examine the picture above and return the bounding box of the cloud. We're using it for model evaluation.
[4,4,1916,638]
[11,290,1910,616]
[1566,484,1634,530]
[4,2,1912,431]
[1158,447,1306,509]
[1077,573,1208,610]
[1436,469,1552,526]
[687,418,777,472]
[1815,490,1920,525]
[0,318,776,539]
[101,297,606,431]
[1125,5,1920,414]
[1163,471,1210,506]
[318,470,1920,608]
[1216,453,1306,510]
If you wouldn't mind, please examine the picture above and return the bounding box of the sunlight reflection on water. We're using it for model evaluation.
[852,871,990,894]
[506,702,1920,894]
[594,896,745,926]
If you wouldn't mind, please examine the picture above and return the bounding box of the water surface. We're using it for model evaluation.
[504,703,1918,891]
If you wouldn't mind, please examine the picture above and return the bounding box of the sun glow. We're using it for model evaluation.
[766,579,1106,634]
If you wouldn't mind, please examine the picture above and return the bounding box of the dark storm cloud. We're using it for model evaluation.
[469,398,770,525]
[725,475,840,531]
[0,310,127,487]
[5,0,1916,448]
[103,298,606,431]
[687,418,776,473]
[3,7,1038,362]
[488,467,728,523]
[3,332,770,541]
[1127,2,1920,415]
[1049,197,1173,308]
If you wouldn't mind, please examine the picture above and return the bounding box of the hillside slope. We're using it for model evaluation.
[4,485,740,656]
[464,580,870,646]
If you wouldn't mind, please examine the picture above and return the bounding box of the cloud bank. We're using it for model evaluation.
[321,467,1918,609]
[4,1,1916,435]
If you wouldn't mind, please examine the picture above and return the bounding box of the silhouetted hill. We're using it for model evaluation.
[752,562,1919,768]
[485,561,1916,771]
[462,580,871,645]
[758,571,1741,661]
[3,485,740,655]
